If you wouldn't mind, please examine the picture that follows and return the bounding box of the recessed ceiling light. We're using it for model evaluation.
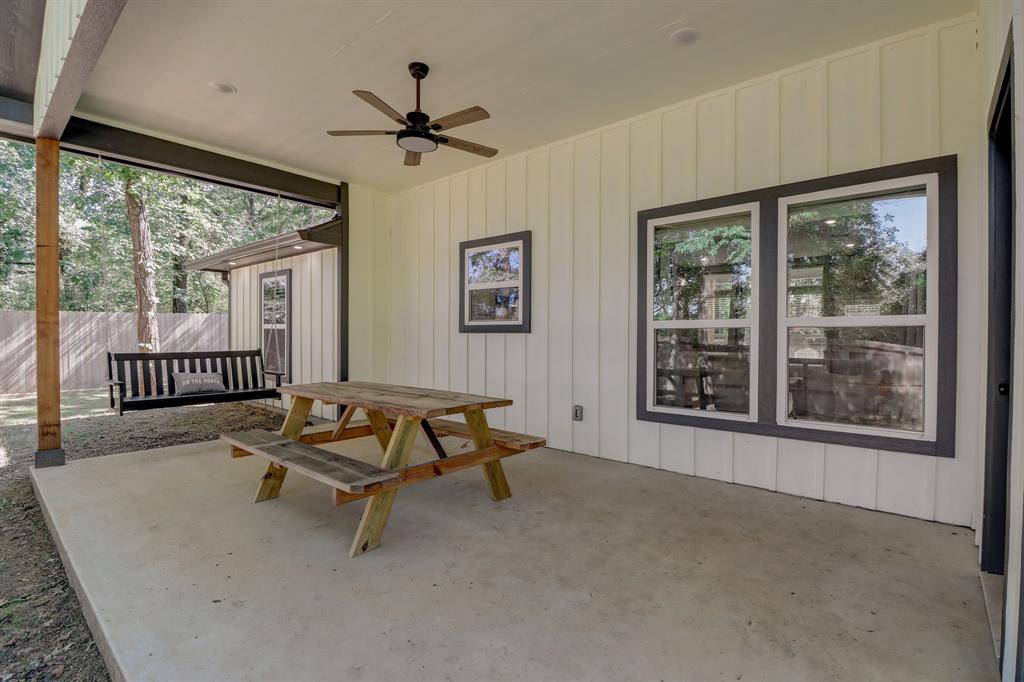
[228,261,237,265]
[293,245,303,250]
[669,27,700,46]
[208,81,237,94]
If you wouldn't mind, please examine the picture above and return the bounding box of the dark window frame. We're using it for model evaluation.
[259,268,292,383]
[458,230,532,333]
[636,155,958,457]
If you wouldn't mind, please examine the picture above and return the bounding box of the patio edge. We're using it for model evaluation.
[29,466,128,682]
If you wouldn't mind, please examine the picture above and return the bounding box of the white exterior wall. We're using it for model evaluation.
[229,183,390,420]
[382,16,982,526]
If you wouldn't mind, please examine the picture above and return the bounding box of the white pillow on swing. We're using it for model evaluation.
[172,372,227,395]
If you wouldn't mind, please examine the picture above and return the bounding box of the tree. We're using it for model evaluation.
[123,169,160,352]
[0,137,332,319]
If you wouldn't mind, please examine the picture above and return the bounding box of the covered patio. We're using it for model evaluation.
[5,0,1024,679]
[32,435,993,681]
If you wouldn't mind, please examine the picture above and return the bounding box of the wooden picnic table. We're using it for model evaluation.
[222,380,545,557]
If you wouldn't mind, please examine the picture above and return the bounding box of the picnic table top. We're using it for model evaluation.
[278,381,513,418]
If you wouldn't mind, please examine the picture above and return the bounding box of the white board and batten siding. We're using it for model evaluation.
[382,16,982,526]
[229,185,390,420]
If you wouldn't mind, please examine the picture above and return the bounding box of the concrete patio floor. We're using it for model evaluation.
[31,435,996,681]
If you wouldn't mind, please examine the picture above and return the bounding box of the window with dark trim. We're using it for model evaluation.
[260,269,291,382]
[636,155,957,457]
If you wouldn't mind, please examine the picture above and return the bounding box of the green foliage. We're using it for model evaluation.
[0,138,332,313]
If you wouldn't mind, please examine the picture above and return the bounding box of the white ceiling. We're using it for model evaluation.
[78,0,973,194]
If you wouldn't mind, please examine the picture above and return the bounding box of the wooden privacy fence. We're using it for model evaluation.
[0,311,227,394]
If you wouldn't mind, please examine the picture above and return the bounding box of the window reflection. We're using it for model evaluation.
[786,326,924,432]
[655,328,750,414]
[787,189,927,318]
[653,214,752,321]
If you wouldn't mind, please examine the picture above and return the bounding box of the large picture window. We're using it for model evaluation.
[778,177,937,440]
[260,269,291,382]
[636,156,957,457]
[646,204,758,420]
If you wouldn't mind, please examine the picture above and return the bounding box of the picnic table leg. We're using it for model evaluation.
[464,408,512,501]
[253,396,314,503]
[350,412,421,556]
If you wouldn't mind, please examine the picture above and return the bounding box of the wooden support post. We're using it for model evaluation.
[465,408,511,501]
[349,413,421,556]
[34,138,63,467]
[254,396,313,502]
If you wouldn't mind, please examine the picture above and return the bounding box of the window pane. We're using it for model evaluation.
[263,328,287,375]
[653,213,752,321]
[468,246,520,284]
[469,286,520,322]
[262,276,287,325]
[786,188,927,318]
[654,328,750,414]
[786,326,924,432]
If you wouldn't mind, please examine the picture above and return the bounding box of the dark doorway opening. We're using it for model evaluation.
[982,31,1016,672]
[982,43,1015,578]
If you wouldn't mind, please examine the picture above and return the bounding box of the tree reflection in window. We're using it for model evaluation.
[652,214,752,322]
[786,189,927,318]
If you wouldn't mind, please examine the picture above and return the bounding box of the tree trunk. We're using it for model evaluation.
[124,173,160,354]
[172,230,189,313]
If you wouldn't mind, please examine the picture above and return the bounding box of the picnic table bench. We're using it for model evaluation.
[222,381,545,557]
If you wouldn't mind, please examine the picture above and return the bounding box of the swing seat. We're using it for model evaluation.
[106,350,282,415]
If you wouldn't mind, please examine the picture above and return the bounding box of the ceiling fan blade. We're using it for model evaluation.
[326,130,396,136]
[438,135,498,158]
[429,106,490,131]
[404,151,421,166]
[353,90,408,125]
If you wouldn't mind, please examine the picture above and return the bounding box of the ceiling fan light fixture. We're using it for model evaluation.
[396,129,438,153]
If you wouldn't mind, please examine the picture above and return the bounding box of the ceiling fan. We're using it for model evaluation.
[327,62,497,167]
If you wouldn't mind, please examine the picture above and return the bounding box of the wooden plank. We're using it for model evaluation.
[254,441,399,492]
[350,414,422,556]
[34,137,61,455]
[823,445,878,509]
[828,49,880,173]
[433,179,451,391]
[735,79,780,191]
[572,134,601,457]
[696,92,735,198]
[776,439,825,499]
[428,418,546,452]
[253,463,287,503]
[299,421,374,444]
[780,64,828,182]
[599,126,629,463]
[627,116,662,467]
[365,410,393,452]
[547,142,574,452]
[331,404,357,440]
[466,169,487,395]
[334,445,517,505]
[417,185,435,388]
[253,394,313,502]
[448,175,469,392]
[661,104,697,204]
[525,150,549,439]
[485,163,506,429]
[465,408,511,501]
[881,32,939,164]
[278,381,512,418]
[280,396,314,438]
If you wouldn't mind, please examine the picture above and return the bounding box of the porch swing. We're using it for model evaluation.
[107,229,287,415]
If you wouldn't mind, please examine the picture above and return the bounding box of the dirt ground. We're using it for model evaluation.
[0,400,290,681]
